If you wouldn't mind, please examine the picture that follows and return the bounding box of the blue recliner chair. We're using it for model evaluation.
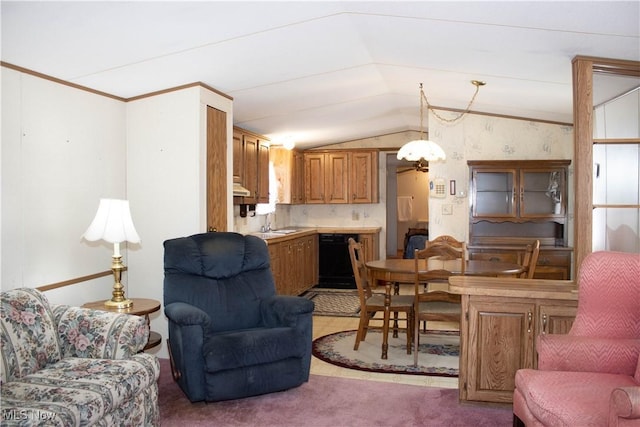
[163,232,314,402]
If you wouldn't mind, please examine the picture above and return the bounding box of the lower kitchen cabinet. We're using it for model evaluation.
[302,234,319,293]
[268,233,318,295]
[358,232,379,264]
[450,276,578,404]
[265,228,378,296]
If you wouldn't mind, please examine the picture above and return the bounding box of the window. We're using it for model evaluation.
[592,86,640,253]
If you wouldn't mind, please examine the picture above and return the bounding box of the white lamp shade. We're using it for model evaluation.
[83,199,140,244]
[396,139,446,162]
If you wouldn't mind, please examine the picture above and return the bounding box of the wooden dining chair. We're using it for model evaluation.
[520,239,540,279]
[430,235,465,248]
[413,241,465,367]
[416,235,466,332]
[347,238,414,353]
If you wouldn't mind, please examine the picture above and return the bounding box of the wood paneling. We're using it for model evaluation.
[572,58,594,272]
[207,106,227,232]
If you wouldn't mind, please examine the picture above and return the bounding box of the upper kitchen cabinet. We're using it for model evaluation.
[304,150,378,204]
[271,147,304,204]
[232,129,243,185]
[233,126,270,205]
[350,151,379,204]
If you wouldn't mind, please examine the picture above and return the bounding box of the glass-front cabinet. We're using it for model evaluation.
[472,164,567,220]
[522,168,565,217]
[473,169,516,218]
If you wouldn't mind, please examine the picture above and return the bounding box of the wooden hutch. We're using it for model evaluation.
[467,160,572,279]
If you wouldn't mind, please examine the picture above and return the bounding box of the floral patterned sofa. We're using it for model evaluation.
[0,288,160,426]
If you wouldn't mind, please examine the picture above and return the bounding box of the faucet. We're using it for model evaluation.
[261,214,272,233]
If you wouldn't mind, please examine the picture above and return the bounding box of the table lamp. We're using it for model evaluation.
[82,198,140,309]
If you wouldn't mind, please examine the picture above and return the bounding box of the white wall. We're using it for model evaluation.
[126,86,233,358]
[1,67,127,306]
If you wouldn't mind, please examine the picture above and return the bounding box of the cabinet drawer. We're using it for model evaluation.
[536,251,571,279]
[534,266,568,280]
[468,252,519,264]
[537,252,570,267]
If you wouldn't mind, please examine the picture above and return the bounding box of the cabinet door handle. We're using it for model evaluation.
[542,313,548,334]
[527,311,533,333]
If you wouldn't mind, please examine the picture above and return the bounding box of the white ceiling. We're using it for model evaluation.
[2,1,639,149]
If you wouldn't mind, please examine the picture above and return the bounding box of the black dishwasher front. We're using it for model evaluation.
[316,233,359,289]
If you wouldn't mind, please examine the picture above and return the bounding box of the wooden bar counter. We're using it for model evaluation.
[448,276,578,404]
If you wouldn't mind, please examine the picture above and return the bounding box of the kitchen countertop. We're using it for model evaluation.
[250,226,381,243]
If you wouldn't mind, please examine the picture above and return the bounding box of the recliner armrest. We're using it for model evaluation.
[164,302,211,328]
[261,295,314,327]
[537,334,640,376]
[610,387,640,424]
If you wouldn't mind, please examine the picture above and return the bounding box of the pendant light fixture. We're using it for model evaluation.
[397,81,485,170]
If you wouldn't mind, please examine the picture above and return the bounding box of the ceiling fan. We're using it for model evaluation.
[396,159,429,174]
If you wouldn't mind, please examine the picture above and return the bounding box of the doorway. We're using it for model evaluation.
[385,153,430,258]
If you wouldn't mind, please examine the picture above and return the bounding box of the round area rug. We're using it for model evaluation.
[312,329,459,377]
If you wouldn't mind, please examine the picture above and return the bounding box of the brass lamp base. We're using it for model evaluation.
[104,297,133,309]
[105,255,134,309]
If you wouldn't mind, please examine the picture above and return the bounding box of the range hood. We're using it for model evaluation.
[233,182,251,197]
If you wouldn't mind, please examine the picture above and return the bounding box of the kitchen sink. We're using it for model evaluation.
[270,229,298,234]
[251,231,298,240]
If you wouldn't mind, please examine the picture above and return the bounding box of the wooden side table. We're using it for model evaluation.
[82,298,162,351]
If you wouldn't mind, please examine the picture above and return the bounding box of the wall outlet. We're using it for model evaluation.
[352,211,360,221]
[442,204,453,215]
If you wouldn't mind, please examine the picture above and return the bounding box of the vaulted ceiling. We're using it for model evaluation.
[2,1,639,149]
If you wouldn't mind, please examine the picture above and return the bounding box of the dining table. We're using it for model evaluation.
[365,258,524,359]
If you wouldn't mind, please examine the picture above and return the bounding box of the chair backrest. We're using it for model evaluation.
[414,241,466,285]
[430,235,465,249]
[520,239,541,279]
[163,232,276,333]
[424,237,467,273]
[570,251,640,339]
[348,237,373,306]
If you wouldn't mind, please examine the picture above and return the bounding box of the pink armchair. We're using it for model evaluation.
[513,251,640,427]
